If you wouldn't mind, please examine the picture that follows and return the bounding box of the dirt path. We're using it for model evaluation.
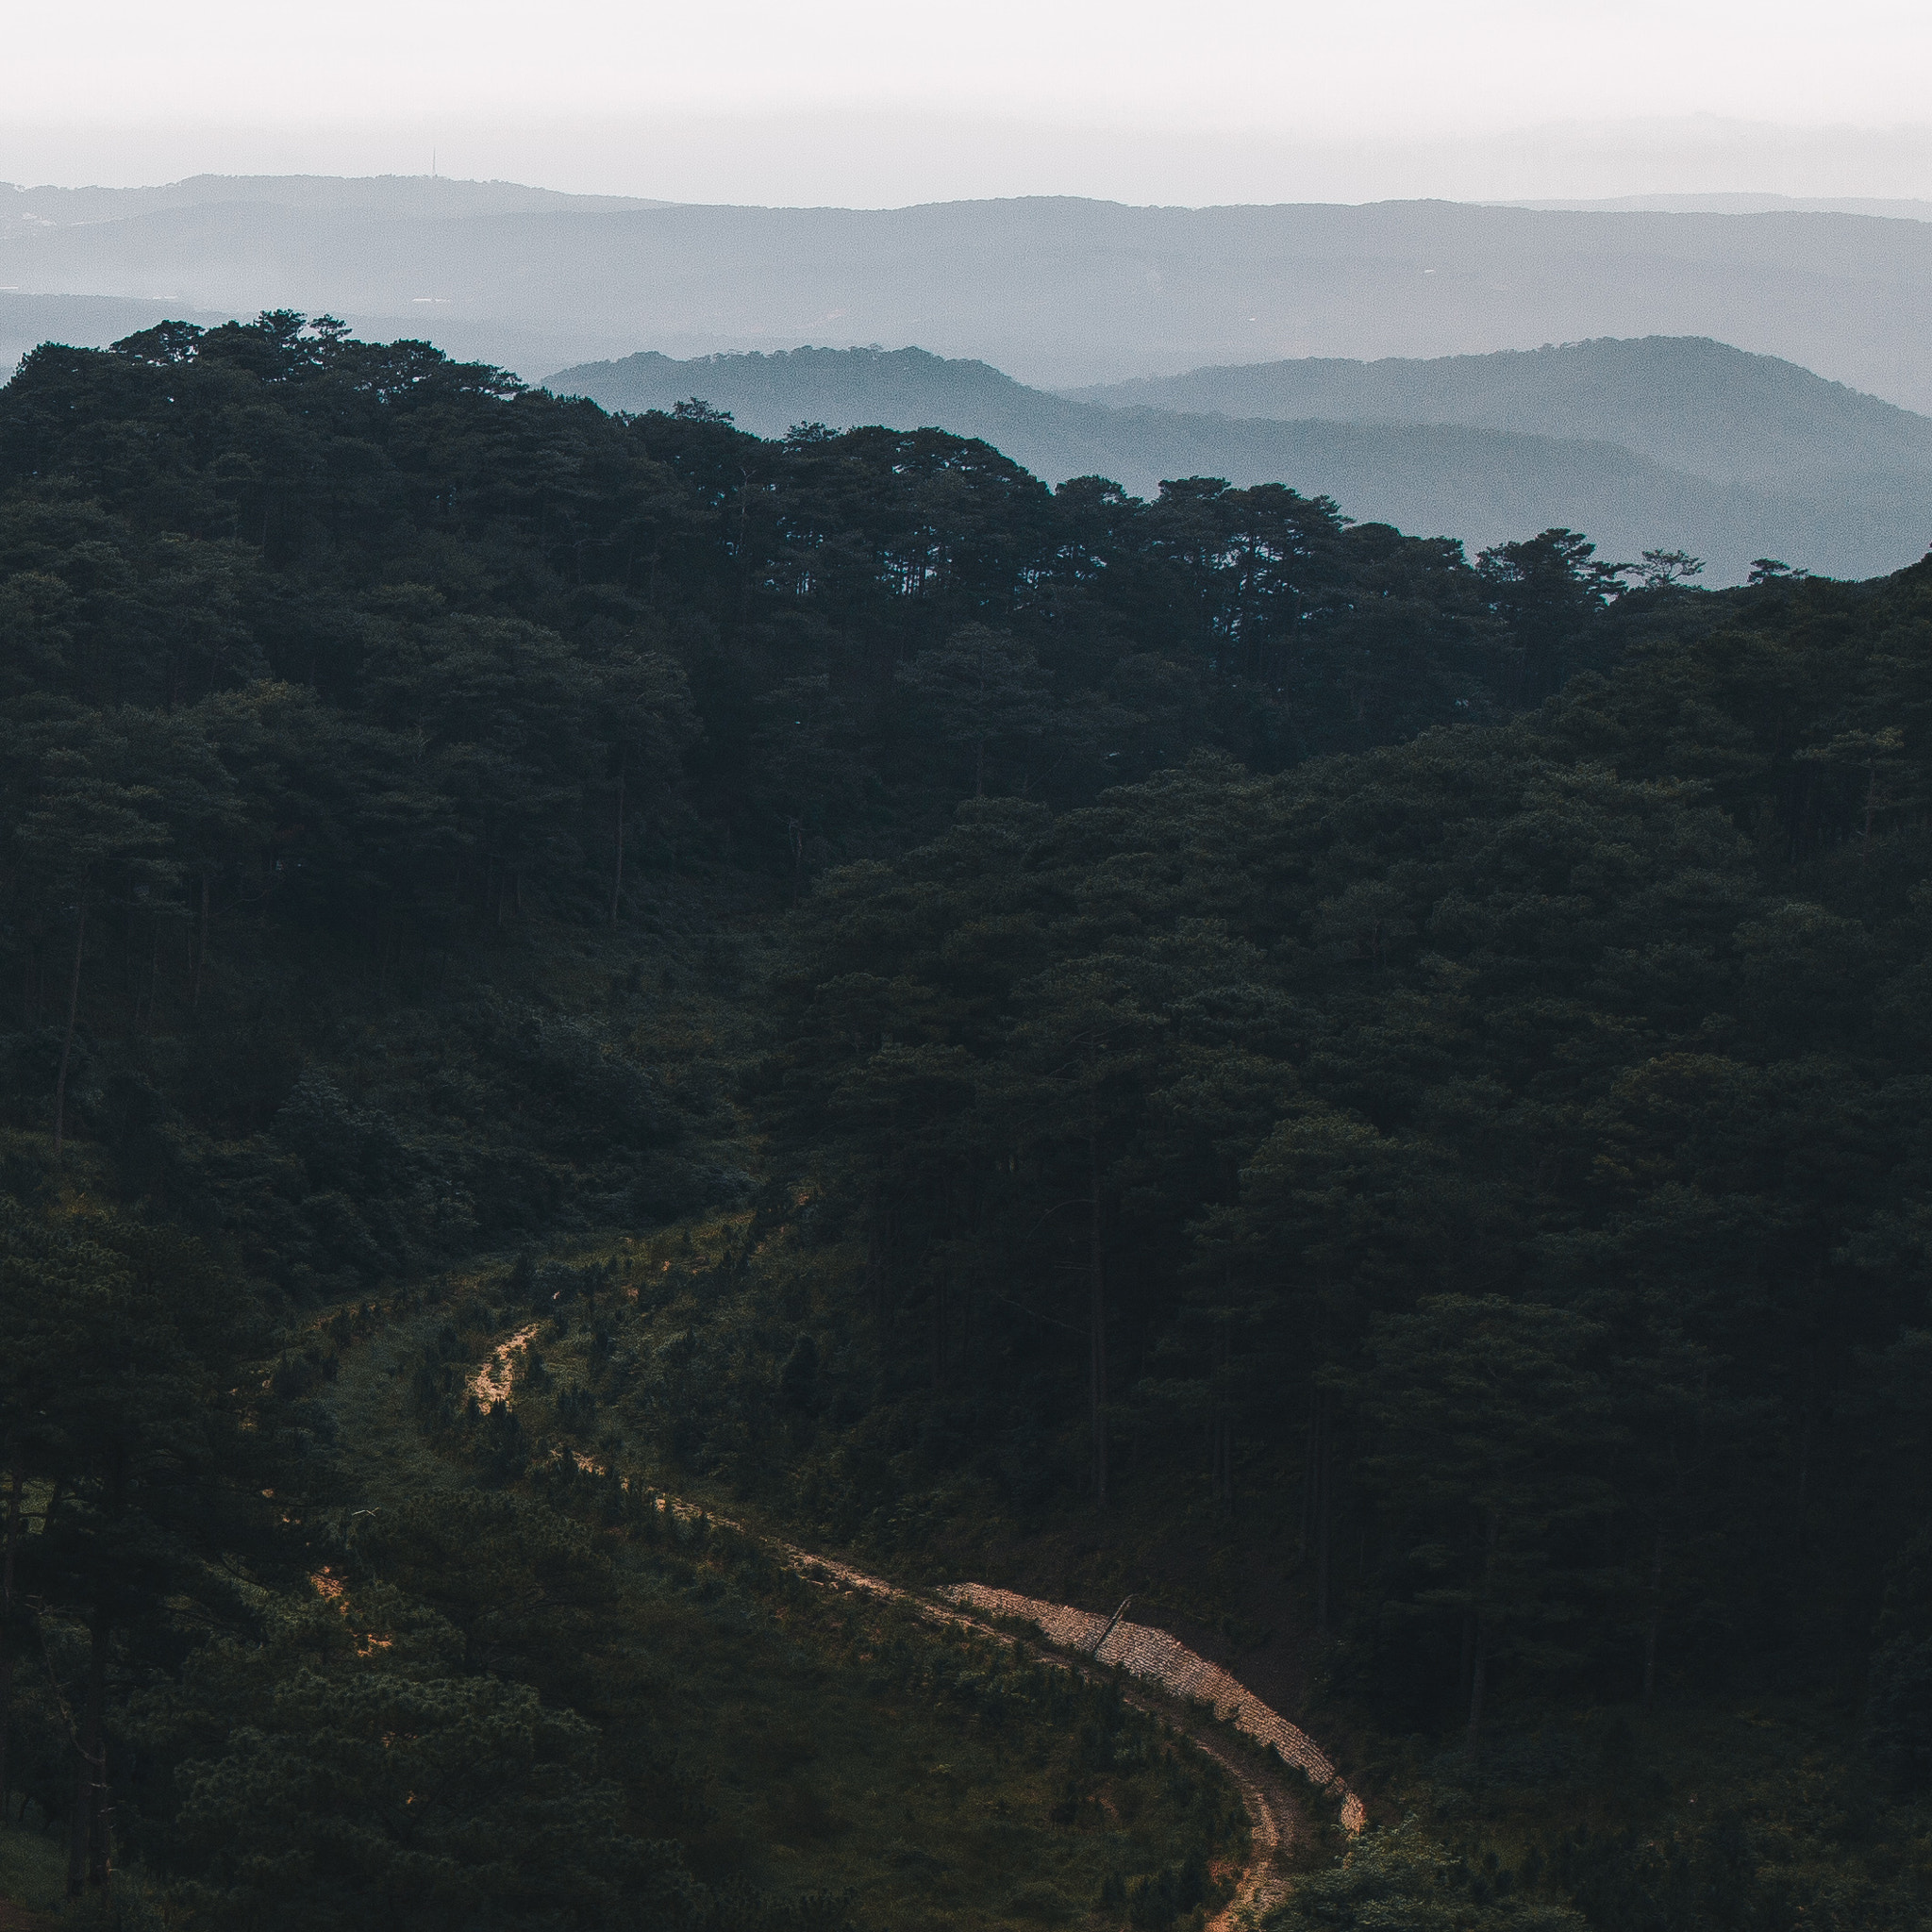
[657,1501,1357,1927]
[470,1324,538,1407]
[463,1335,1358,1926]
[929,1585,1363,1926]
[940,1586,1362,1830]
[1174,1723,1295,1930]
[354,1319,1349,1924]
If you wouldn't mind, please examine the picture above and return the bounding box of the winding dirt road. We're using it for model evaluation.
[719,1528,1359,1926]
[469,1328,1357,1925]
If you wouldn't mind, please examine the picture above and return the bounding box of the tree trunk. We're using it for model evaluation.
[1211,1319,1232,1506]
[1089,1135,1108,1510]
[609,759,627,925]
[142,913,161,1031]
[866,1178,888,1328]
[52,891,89,1161]
[1642,1523,1665,1708]
[736,468,753,616]
[1466,1643,1488,1748]
[932,1268,944,1392]
[1794,1357,1817,1555]
[65,1613,110,1898]
[0,1466,19,1819]
[1467,1510,1501,1748]
[1315,1408,1332,1634]
[1301,1402,1320,1558]
[192,869,209,1008]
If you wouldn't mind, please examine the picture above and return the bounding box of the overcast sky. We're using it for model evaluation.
[6,0,1930,203]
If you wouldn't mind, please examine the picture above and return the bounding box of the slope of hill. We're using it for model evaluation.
[546,343,1932,583]
[1,291,236,381]
[0,172,669,230]
[1062,336,1932,485]
[1511,193,1932,218]
[8,181,1932,406]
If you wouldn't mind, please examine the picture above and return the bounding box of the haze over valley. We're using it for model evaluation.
[6,176,1932,403]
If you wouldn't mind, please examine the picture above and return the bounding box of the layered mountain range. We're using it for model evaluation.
[6,176,1932,404]
[8,175,1929,578]
[547,338,1932,583]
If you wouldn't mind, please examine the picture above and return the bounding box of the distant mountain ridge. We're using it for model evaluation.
[8,181,1932,407]
[0,174,670,229]
[545,341,1932,585]
[1507,194,1932,220]
[1061,337,1932,485]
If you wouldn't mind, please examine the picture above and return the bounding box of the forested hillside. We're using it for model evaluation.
[1063,335,1932,484]
[0,308,1590,1298]
[546,342,1932,581]
[4,312,1932,1927]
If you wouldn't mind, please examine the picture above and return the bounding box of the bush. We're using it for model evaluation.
[1267,1823,1585,1931]
[1866,1635,1932,1790]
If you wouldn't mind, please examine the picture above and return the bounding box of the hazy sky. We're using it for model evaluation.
[7,0,1930,203]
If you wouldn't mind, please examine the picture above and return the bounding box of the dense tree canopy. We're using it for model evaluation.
[0,312,1629,1299]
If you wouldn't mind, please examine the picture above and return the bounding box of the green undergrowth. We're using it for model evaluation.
[458,1228,1932,1930]
[0,1817,67,1914]
[325,1300,1249,1931]
[227,1117,1932,1932]
[1241,1697,1932,1931]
